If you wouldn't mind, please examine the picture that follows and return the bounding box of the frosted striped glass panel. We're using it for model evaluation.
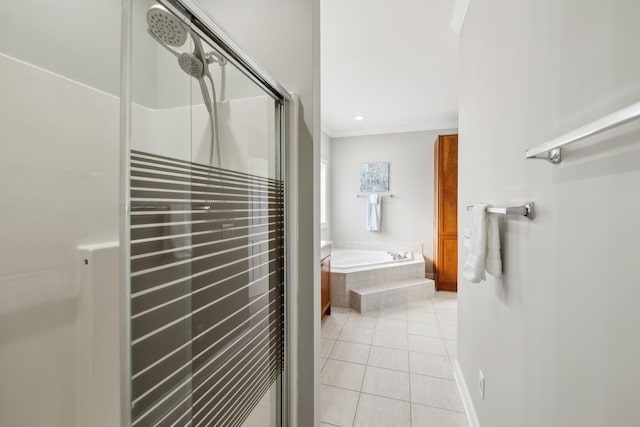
[129,150,284,426]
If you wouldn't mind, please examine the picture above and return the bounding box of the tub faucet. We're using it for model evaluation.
[387,251,401,260]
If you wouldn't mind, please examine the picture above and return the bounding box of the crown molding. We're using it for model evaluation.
[326,121,458,139]
[320,124,334,137]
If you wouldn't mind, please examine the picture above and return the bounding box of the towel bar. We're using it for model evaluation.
[357,193,393,198]
[525,101,640,164]
[466,202,535,220]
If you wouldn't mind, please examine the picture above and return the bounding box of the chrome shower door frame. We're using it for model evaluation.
[120,0,290,425]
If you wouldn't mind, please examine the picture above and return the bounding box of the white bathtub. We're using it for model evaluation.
[330,249,426,309]
[331,249,414,271]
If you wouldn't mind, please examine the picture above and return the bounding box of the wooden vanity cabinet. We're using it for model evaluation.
[321,244,331,319]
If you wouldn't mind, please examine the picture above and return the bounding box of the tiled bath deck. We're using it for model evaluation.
[331,257,426,309]
[320,291,467,427]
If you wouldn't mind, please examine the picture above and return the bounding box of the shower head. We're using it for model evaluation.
[144,5,218,166]
[178,52,205,77]
[178,51,213,112]
[146,4,187,47]
[145,4,214,114]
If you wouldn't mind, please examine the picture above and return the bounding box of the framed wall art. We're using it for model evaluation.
[359,162,389,192]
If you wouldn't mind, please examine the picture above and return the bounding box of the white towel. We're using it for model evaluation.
[462,203,488,282]
[485,213,502,277]
[463,203,503,282]
[366,194,381,231]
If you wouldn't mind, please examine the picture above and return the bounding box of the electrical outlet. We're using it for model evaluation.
[478,370,485,399]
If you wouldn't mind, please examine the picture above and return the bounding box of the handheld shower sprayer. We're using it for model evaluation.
[146,5,212,112]
[177,51,213,113]
[146,4,224,167]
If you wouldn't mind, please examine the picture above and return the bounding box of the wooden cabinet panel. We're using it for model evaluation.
[440,137,458,235]
[434,134,458,292]
[321,245,331,319]
[438,236,458,290]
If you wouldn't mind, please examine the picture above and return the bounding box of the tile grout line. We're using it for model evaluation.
[405,295,413,427]
[321,295,463,425]
[324,383,467,415]
[351,342,375,427]
[322,354,456,380]
[331,331,444,347]
[351,391,362,427]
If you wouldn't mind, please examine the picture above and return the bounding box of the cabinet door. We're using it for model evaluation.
[434,134,458,291]
[321,257,331,317]
[438,235,458,288]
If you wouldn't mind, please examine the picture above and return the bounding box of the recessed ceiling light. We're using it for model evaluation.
[354,115,365,121]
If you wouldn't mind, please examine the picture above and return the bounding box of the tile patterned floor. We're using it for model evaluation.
[320,291,467,427]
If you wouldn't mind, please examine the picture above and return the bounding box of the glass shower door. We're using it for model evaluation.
[126,2,285,425]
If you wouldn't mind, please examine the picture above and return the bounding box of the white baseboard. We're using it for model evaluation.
[453,359,481,427]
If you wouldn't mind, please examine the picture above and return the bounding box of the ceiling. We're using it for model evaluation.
[321,0,460,138]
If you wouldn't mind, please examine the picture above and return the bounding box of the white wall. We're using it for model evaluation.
[198,0,316,128]
[321,131,332,241]
[331,129,456,276]
[458,1,640,426]
[0,0,121,98]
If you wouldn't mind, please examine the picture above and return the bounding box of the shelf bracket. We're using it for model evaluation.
[528,147,561,164]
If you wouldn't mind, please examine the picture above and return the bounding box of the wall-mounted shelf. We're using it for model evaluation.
[525,101,640,164]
